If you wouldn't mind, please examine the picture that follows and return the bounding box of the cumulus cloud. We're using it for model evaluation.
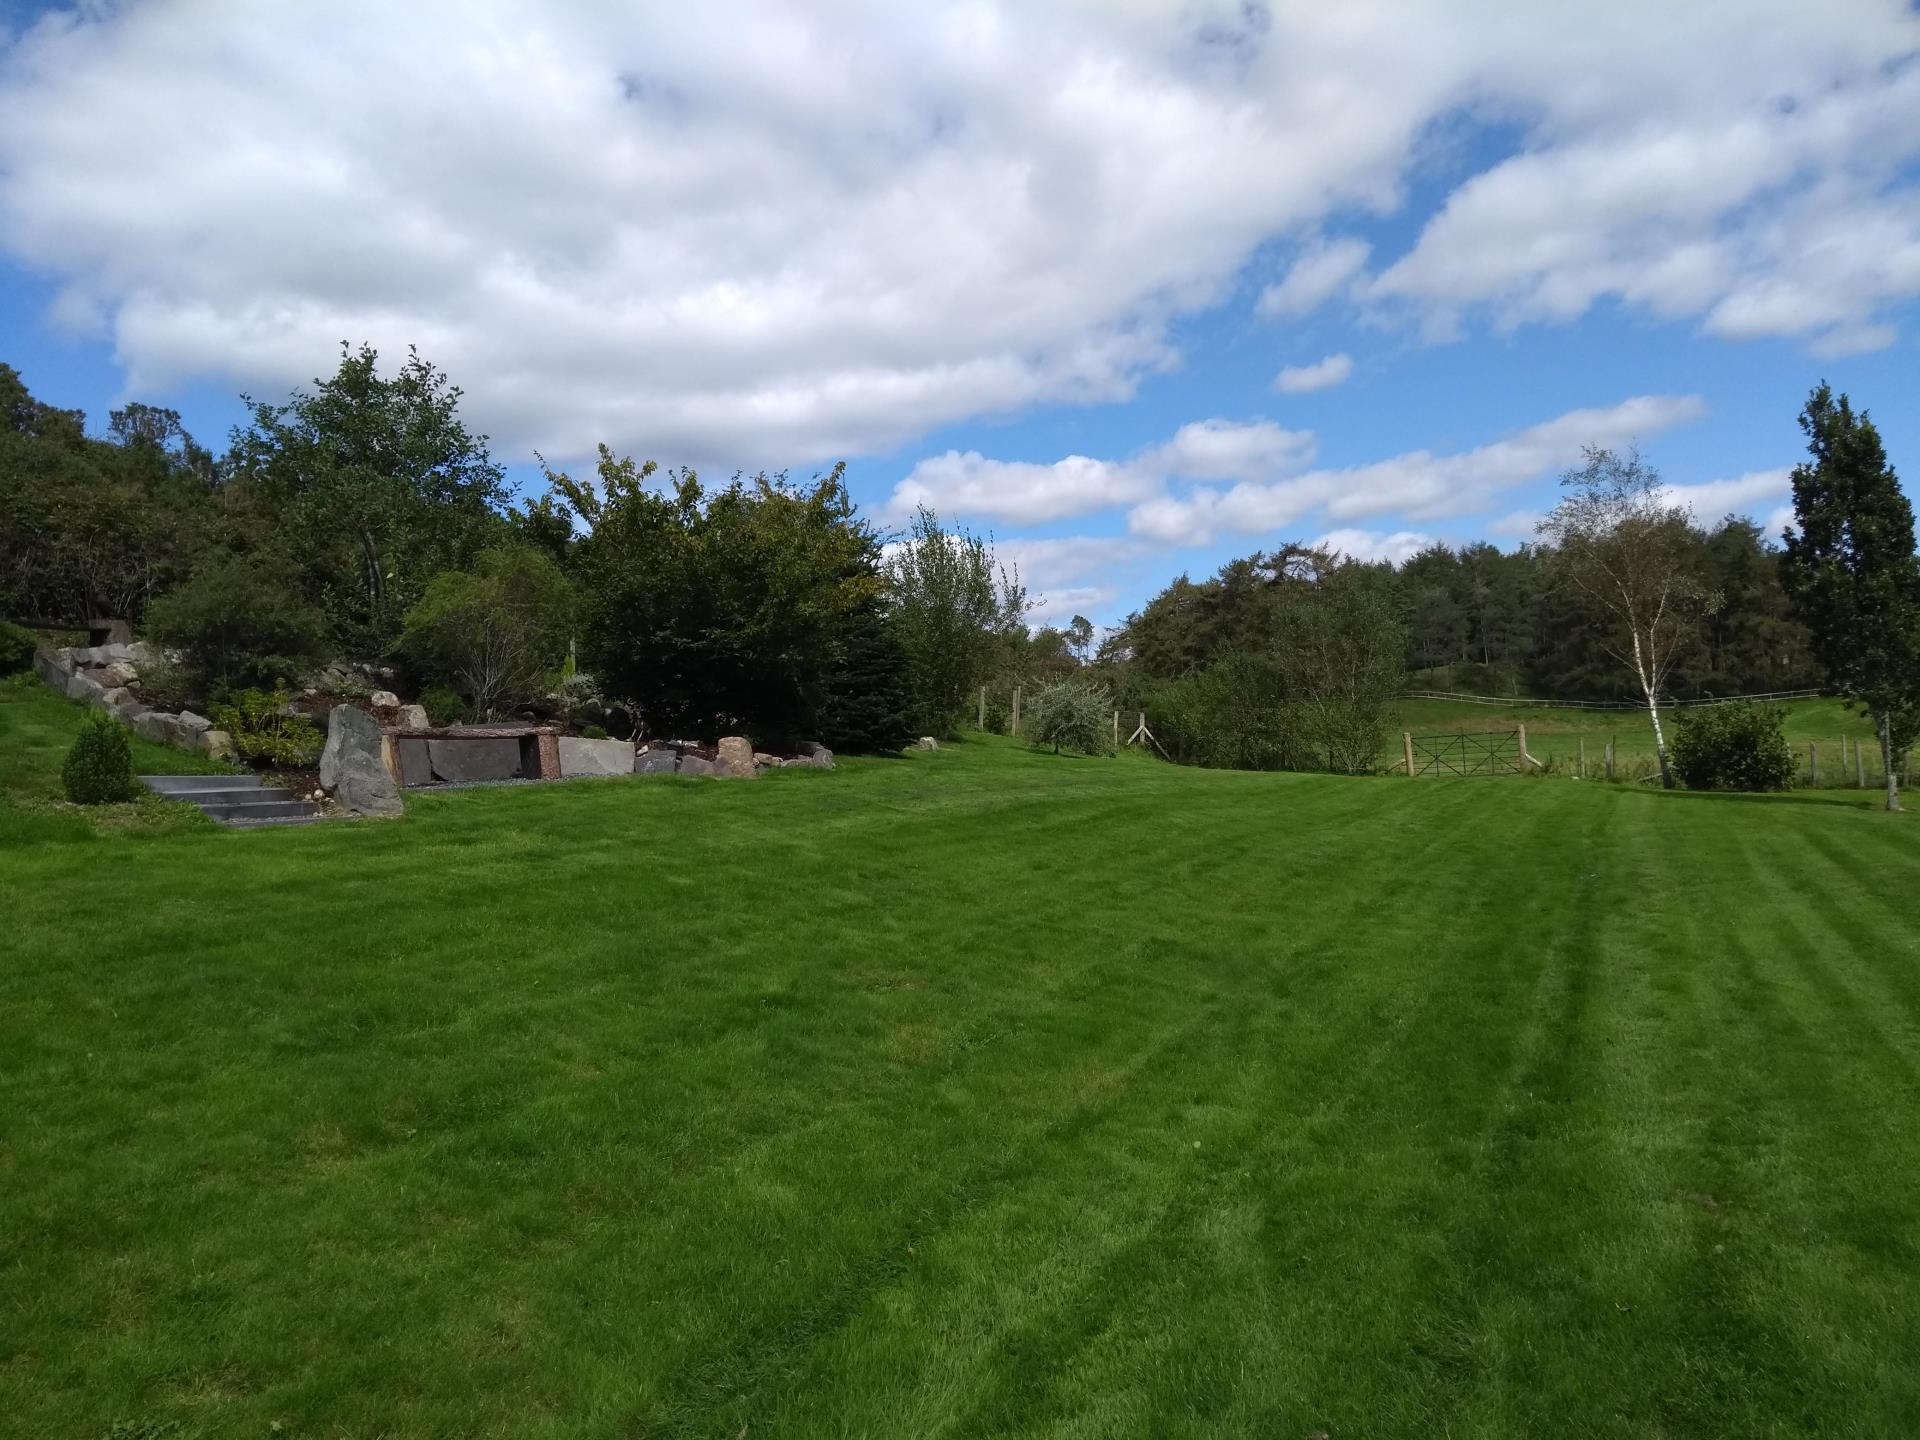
[0,3,1912,468]
[1126,394,1706,546]
[1661,467,1793,523]
[888,418,1311,522]
[1314,529,1435,565]
[1257,240,1371,320]
[1273,353,1353,394]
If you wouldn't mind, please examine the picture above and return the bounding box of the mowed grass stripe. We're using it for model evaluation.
[6,705,1920,1436]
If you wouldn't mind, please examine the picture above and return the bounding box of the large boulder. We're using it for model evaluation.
[393,703,430,730]
[133,711,184,746]
[558,736,634,777]
[370,689,401,708]
[915,736,939,750]
[198,729,236,760]
[677,754,714,777]
[176,710,213,738]
[100,661,139,689]
[635,747,679,775]
[796,741,836,770]
[320,704,403,817]
[65,670,105,704]
[714,736,757,779]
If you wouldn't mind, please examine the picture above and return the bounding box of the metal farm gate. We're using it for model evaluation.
[1406,729,1525,777]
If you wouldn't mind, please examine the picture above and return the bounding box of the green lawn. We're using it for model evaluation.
[5,676,1920,1437]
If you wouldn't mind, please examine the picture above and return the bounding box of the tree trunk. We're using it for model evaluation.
[1880,709,1901,813]
[1631,630,1673,788]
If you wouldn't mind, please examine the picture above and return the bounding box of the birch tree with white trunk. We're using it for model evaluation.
[1539,448,1706,789]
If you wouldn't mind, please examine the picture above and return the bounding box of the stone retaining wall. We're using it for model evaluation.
[33,643,234,759]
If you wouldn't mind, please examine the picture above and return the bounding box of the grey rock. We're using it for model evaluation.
[635,748,679,775]
[916,735,939,750]
[426,736,522,782]
[100,661,139,688]
[33,653,67,689]
[176,710,213,737]
[113,700,150,723]
[320,704,403,816]
[319,704,383,791]
[558,736,634,777]
[65,670,105,703]
[133,711,183,746]
[394,736,434,786]
[753,751,777,767]
[796,740,830,758]
[82,645,114,665]
[101,686,134,708]
[126,641,164,666]
[676,755,714,776]
[714,736,758,778]
[393,703,430,730]
[370,689,401,708]
[807,747,835,770]
[198,728,236,759]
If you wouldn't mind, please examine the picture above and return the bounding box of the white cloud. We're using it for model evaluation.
[889,417,1310,522]
[1313,528,1435,565]
[1257,239,1371,320]
[1661,467,1792,522]
[1273,352,1353,394]
[0,3,1912,467]
[1126,393,1706,546]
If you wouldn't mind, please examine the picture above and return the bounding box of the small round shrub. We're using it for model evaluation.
[1025,678,1114,755]
[1671,701,1794,791]
[62,711,138,804]
[580,723,608,740]
[0,620,37,675]
[418,683,468,727]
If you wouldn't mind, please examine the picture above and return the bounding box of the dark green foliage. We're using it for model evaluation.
[563,448,886,740]
[228,343,511,655]
[60,710,137,804]
[1148,652,1303,771]
[1670,702,1796,791]
[815,600,915,753]
[1025,678,1113,755]
[888,506,1027,735]
[1781,383,1920,809]
[145,558,329,699]
[418,683,468,727]
[210,686,324,768]
[399,546,574,720]
[580,724,608,740]
[0,619,37,674]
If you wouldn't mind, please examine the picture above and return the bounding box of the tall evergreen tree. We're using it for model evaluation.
[1780,384,1920,811]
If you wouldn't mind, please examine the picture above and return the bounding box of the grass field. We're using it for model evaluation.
[5,675,1920,1437]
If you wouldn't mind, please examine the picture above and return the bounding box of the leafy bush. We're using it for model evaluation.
[401,545,573,720]
[1671,702,1795,791]
[210,685,324,767]
[0,619,37,674]
[580,723,608,740]
[62,710,137,804]
[1025,679,1114,755]
[418,683,468,727]
[1147,654,1304,771]
[146,558,328,699]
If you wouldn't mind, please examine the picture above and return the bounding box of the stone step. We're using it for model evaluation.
[196,798,319,822]
[139,773,268,794]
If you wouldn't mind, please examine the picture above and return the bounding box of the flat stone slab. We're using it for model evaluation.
[395,736,435,787]
[558,736,634,777]
[427,736,523,783]
[635,748,679,774]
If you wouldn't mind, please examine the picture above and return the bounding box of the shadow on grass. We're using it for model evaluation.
[1616,785,1900,813]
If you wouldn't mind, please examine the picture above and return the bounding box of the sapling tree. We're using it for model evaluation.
[1539,448,1706,788]
[1780,384,1920,812]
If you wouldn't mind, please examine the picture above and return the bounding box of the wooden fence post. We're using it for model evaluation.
[1578,737,1586,778]
[1113,710,1120,749]
[1810,741,1818,787]
[1605,739,1615,782]
[1402,731,1416,776]
[1517,723,1530,769]
[1857,739,1867,789]
[1011,686,1021,736]
[978,686,986,730]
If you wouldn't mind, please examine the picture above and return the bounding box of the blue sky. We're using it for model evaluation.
[4,1,1919,627]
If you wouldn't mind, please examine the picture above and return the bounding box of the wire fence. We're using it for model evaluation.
[1400,688,1825,712]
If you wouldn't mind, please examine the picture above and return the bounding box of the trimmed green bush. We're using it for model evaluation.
[1671,701,1795,791]
[1025,679,1114,755]
[61,710,138,804]
[0,620,37,674]
[580,723,608,740]
[211,685,324,767]
[146,558,329,699]
[418,683,468,727]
